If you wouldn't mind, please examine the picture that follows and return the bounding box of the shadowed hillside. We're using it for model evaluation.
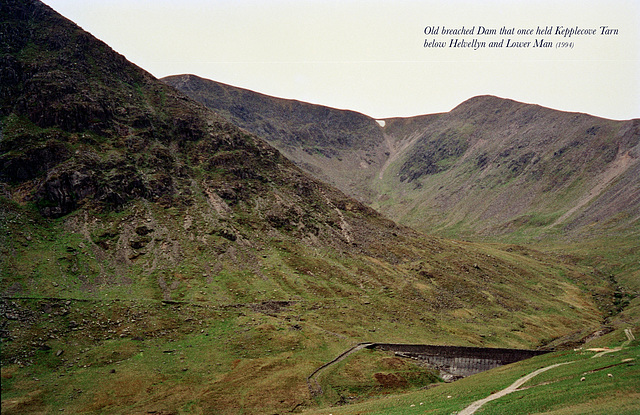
[163,74,391,203]
[165,76,640,243]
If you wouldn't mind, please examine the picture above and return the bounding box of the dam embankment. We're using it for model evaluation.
[308,342,549,395]
[368,343,548,380]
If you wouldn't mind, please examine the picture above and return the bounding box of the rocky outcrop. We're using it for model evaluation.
[162,75,391,203]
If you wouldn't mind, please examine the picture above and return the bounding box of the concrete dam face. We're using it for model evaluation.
[369,344,548,381]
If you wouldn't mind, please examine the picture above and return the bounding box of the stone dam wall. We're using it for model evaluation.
[369,343,548,380]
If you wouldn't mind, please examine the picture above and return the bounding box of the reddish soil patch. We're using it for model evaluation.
[374,373,408,388]
[382,357,408,369]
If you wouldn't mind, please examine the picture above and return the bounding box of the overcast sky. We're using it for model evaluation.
[41,0,639,120]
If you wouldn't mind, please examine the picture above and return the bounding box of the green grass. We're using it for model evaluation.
[302,343,640,415]
[0,298,342,414]
[315,348,442,407]
[1,188,626,414]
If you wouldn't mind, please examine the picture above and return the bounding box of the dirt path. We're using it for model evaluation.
[307,343,374,396]
[591,347,622,358]
[457,362,573,415]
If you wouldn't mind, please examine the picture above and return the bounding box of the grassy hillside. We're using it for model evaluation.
[168,76,640,370]
[303,341,640,414]
[1,1,636,414]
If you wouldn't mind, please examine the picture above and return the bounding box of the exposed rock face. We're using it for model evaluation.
[2,1,288,219]
[35,168,96,217]
[162,74,390,203]
[163,74,384,151]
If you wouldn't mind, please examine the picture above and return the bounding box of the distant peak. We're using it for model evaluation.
[454,95,519,108]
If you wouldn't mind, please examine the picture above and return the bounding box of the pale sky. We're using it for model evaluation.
[41,0,639,120]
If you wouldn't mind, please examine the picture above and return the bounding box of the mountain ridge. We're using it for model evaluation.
[163,73,392,203]
[164,74,640,242]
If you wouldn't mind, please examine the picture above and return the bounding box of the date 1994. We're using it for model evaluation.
[556,41,574,48]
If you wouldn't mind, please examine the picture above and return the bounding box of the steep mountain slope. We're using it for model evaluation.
[0,1,626,414]
[376,96,640,242]
[165,76,640,406]
[165,76,640,243]
[167,76,639,321]
[163,74,392,204]
[374,99,640,326]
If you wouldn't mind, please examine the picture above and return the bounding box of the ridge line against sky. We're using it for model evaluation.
[40,0,640,121]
